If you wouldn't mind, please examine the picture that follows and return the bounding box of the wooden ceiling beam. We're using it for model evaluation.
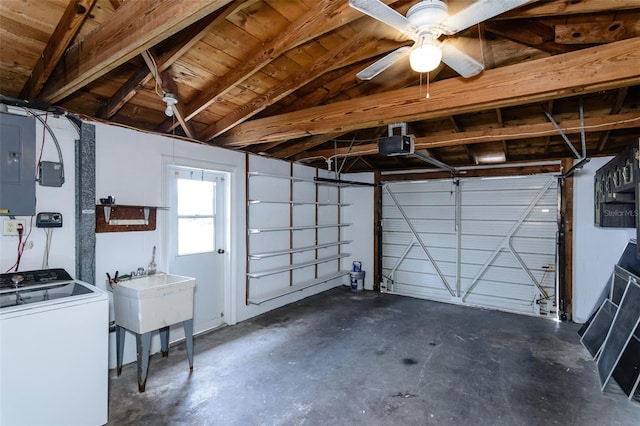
[555,21,632,45]
[160,0,362,131]
[484,21,578,54]
[495,108,509,162]
[140,51,195,139]
[96,65,152,119]
[19,0,96,99]
[303,111,640,160]
[275,61,377,116]
[448,116,475,163]
[262,132,345,157]
[269,59,419,158]
[215,37,640,147]
[96,3,239,120]
[500,0,640,19]
[598,86,630,151]
[201,35,405,141]
[39,0,232,103]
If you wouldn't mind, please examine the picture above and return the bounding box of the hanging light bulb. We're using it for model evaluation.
[162,93,178,117]
[409,37,442,73]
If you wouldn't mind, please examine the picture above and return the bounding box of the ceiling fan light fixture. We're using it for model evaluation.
[162,93,178,117]
[409,42,442,73]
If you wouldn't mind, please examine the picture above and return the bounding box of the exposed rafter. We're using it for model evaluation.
[215,37,640,147]
[158,0,369,133]
[39,0,233,103]
[97,2,240,120]
[298,112,640,162]
[19,0,96,99]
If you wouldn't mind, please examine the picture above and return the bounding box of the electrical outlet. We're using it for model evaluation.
[3,219,26,236]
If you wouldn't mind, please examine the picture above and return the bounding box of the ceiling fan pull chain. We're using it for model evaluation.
[426,72,430,99]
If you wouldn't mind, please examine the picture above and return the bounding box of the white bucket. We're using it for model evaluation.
[349,271,365,292]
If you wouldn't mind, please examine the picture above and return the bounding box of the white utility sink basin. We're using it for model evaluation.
[113,273,196,334]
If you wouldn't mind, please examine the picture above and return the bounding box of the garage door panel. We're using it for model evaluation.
[462,187,557,204]
[460,263,538,287]
[462,278,536,300]
[464,293,536,315]
[462,176,551,191]
[383,244,457,262]
[392,269,454,287]
[462,188,553,205]
[509,236,556,255]
[459,234,506,250]
[384,218,456,234]
[461,206,556,222]
[459,249,553,270]
[383,191,455,206]
[382,175,557,318]
[458,234,555,254]
[461,220,557,237]
[390,282,452,303]
[384,205,456,220]
[385,257,457,276]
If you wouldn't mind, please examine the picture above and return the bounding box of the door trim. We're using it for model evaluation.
[162,155,237,326]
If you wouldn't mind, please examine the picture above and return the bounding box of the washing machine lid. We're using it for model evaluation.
[0,268,106,313]
[0,281,95,309]
[0,268,73,292]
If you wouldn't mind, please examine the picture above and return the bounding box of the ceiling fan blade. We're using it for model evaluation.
[349,0,415,35]
[356,46,411,80]
[439,38,484,78]
[441,0,535,35]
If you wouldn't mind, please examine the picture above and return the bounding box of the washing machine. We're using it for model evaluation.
[0,268,109,425]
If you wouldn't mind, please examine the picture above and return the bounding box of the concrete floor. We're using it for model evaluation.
[107,287,639,425]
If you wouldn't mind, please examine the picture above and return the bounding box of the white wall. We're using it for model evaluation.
[93,123,377,367]
[0,110,77,274]
[341,172,375,289]
[1,111,374,367]
[572,157,635,323]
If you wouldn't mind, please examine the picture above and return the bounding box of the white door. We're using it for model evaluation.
[169,166,227,334]
[381,175,558,317]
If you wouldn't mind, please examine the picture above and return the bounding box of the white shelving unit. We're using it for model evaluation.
[246,156,352,305]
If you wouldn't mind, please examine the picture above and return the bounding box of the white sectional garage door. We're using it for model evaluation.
[381,175,558,317]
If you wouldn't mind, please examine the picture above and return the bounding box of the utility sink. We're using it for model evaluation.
[113,273,196,334]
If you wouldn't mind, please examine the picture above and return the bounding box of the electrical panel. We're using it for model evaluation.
[0,112,36,216]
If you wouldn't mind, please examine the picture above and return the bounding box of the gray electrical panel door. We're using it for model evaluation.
[0,112,36,216]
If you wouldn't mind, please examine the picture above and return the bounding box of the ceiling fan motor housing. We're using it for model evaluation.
[407,0,448,36]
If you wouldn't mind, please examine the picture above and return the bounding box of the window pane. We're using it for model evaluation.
[177,179,214,216]
[178,218,214,255]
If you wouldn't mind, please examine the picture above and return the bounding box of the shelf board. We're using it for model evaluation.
[248,223,351,233]
[249,240,352,259]
[247,271,350,305]
[247,253,351,278]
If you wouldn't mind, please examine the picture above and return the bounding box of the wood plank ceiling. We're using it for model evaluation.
[1,0,639,173]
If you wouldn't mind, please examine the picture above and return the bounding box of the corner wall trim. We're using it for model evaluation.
[76,122,96,283]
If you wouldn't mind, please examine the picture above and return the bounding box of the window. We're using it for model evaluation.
[176,176,215,255]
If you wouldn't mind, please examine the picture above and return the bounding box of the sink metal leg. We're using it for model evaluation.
[184,319,194,372]
[136,332,152,392]
[115,325,125,376]
[160,326,170,357]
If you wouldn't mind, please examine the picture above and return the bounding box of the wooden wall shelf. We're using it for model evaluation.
[95,204,159,233]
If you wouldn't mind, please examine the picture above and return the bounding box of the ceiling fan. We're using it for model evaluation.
[349,0,535,80]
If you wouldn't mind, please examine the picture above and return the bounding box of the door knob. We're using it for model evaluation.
[217,249,225,254]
